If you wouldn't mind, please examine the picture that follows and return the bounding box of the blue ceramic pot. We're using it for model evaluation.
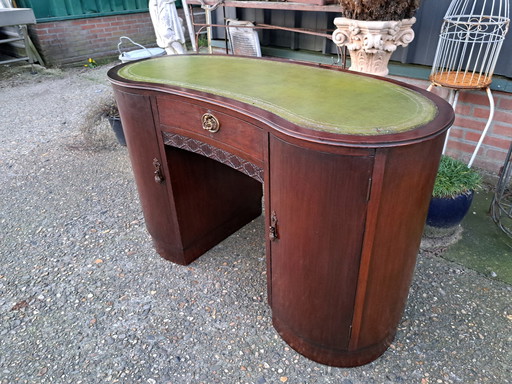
[426,190,474,228]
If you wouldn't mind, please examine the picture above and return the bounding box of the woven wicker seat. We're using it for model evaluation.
[429,71,492,90]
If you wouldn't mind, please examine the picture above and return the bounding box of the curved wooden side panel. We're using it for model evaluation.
[351,134,447,352]
[113,88,183,262]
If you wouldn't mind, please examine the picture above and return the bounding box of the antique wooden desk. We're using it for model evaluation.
[108,55,453,367]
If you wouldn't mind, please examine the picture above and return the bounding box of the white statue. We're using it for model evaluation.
[149,0,186,55]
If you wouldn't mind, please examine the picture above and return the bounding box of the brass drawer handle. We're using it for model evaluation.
[202,113,220,133]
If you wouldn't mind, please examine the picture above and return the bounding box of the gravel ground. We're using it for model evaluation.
[1,63,511,384]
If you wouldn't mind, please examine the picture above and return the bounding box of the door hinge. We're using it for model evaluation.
[366,177,372,201]
[269,210,279,241]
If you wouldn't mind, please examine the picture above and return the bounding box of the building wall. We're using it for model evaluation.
[235,0,512,79]
[28,12,157,66]
[447,89,512,174]
[397,77,512,175]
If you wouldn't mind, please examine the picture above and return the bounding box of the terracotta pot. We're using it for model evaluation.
[332,17,416,76]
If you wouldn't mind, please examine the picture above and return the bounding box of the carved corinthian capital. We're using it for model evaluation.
[332,17,417,76]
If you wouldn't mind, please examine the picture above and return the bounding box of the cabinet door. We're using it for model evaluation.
[268,135,374,351]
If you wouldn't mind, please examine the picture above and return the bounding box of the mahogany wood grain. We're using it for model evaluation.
[163,146,262,264]
[114,90,182,262]
[353,136,446,351]
[157,95,265,166]
[268,135,374,356]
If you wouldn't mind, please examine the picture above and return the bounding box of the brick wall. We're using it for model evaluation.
[28,12,158,66]
[396,77,512,175]
[446,90,512,174]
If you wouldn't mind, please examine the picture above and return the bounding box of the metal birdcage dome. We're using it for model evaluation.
[428,0,510,167]
[430,0,510,89]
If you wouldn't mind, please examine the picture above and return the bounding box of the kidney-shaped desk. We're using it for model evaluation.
[108,55,453,367]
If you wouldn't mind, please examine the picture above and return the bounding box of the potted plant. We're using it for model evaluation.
[80,94,126,148]
[332,0,422,76]
[102,97,126,147]
[426,155,482,230]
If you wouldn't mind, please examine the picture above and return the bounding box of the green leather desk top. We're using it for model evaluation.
[117,55,437,136]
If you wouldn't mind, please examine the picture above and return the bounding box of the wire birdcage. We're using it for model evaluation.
[428,0,510,168]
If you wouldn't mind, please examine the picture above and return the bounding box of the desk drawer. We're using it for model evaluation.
[157,97,264,164]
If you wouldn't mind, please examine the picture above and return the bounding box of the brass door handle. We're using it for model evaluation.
[153,158,164,184]
[269,211,279,241]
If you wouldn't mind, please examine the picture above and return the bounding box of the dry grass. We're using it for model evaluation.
[79,93,119,150]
